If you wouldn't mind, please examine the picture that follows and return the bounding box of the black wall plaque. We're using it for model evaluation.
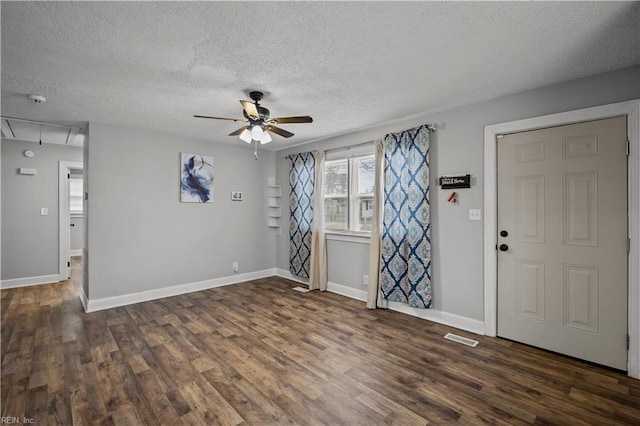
[439,174,471,189]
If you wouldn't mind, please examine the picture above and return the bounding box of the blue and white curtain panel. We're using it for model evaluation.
[380,124,432,308]
[289,152,315,278]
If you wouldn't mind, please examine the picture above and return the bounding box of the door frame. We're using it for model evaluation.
[483,99,640,379]
[58,160,83,281]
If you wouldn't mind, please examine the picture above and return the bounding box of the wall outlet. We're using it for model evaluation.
[363,275,369,286]
[41,207,48,216]
[232,261,238,273]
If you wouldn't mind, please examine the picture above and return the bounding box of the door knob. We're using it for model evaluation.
[499,244,509,252]
[500,230,508,237]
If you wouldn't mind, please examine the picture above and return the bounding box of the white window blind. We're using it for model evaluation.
[69,178,83,215]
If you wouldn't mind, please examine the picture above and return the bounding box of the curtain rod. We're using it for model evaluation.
[324,140,374,155]
[284,123,438,159]
[284,141,373,159]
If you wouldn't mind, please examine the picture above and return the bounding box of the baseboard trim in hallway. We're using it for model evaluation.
[0,273,63,289]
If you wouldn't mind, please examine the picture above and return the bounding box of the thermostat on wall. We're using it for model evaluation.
[19,168,37,175]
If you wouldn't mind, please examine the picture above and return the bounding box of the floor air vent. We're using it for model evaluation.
[444,333,479,347]
[292,286,310,293]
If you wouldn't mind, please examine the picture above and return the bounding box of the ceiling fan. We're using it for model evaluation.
[194,91,313,146]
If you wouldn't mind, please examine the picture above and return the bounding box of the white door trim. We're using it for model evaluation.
[58,161,83,281]
[483,99,640,379]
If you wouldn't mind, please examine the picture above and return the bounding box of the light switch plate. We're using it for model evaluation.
[41,208,48,216]
[469,209,482,221]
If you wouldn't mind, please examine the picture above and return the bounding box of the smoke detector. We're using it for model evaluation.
[28,94,46,104]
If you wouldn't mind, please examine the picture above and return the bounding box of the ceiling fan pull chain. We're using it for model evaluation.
[254,140,258,160]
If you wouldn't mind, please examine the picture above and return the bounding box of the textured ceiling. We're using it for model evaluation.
[2,2,639,150]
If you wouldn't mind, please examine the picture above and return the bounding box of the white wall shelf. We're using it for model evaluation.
[268,206,282,218]
[267,179,282,235]
[267,185,282,198]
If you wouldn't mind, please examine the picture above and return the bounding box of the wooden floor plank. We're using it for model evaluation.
[1,259,639,424]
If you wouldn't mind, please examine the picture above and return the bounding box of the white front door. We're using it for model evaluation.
[497,116,628,370]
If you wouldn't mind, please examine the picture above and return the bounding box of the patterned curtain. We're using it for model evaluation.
[380,124,432,308]
[308,151,327,291]
[289,152,315,278]
[367,139,386,309]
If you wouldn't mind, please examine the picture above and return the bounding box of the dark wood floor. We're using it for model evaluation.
[2,259,640,425]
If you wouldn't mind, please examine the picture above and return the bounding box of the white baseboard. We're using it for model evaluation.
[327,281,367,302]
[1,274,63,289]
[385,301,485,335]
[85,268,278,313]
[275,268,309,285]
[70,249,83,257]
[307,277,485,335]
[79,286,89,311]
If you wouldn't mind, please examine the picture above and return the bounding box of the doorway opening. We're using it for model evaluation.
[58,161,83,282]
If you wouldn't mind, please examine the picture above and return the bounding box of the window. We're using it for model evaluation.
[69,178,83,216]
[324,152,374,233]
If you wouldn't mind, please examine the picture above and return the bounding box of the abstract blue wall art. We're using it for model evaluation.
[181,153,214,203]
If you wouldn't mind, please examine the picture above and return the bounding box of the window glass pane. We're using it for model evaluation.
[325,197,348,230]
[323,151,374,234]
[356,196,373,232]
[356,155,375,195]
[324,159,348,196]
[69,179,83,213]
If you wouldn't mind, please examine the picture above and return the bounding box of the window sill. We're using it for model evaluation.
[325,231,371,245]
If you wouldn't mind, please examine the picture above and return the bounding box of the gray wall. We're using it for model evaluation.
[276,65,640,322]
[86,122,276,300]
[1,140,83,280]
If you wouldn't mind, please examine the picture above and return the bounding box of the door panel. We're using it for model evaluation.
[516,259,545,321]
[497,116,628,370]
[515,175,545,243]
[563,264,598,332]
[564,171,598,246]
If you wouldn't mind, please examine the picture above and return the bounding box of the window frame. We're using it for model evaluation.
[323,148,374,236]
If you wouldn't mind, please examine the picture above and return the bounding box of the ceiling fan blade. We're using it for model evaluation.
[266,125,294,138]
[228,126,249,136]
[268,116,313,124]
[194,115,245,123]
[240,100,259,119]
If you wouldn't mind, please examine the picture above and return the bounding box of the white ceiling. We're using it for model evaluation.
[1,2,638,151]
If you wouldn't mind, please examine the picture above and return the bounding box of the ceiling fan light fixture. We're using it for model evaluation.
[260,131,272,145]
[239,128,252,143]
[194,91,312,153]
[251,125,264,141]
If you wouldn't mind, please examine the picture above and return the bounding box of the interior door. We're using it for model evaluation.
[497,116,628,370]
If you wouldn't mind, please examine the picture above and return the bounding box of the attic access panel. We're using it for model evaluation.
[1,117,83,146]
